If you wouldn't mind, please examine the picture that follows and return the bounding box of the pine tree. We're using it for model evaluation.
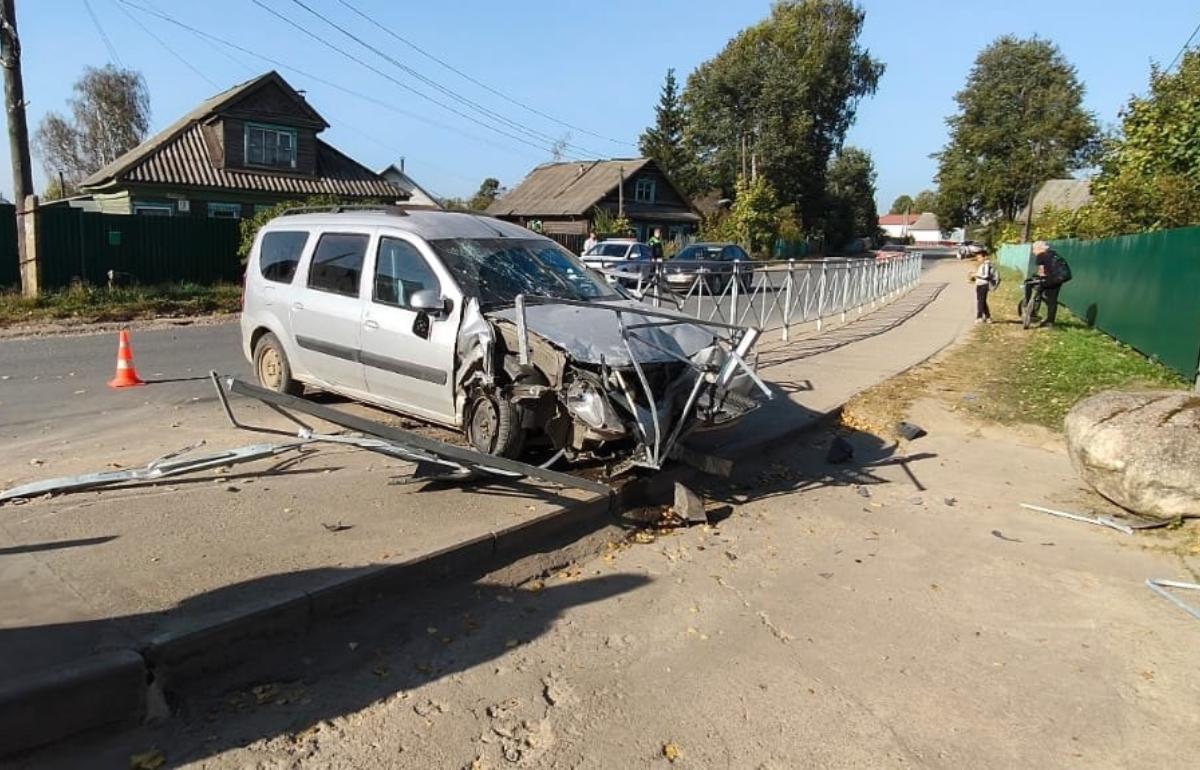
[638,69,695,194]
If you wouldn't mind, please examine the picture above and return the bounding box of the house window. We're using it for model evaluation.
[245,123,297,169]
[207,202,242,219]
[634,178,656,203]
[133,201,173,216]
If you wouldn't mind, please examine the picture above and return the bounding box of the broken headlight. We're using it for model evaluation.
[565,380,626,436]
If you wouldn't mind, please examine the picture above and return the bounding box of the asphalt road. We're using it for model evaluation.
[0,323,248,439]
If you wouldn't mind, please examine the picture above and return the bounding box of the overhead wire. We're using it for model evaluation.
[83,0,123,66]
[1167,18,1200,71]
[332,0,634,149]
[284,0,606,158]
[108,0,220,87]
[114,0,537,193]
[248,0,576,159]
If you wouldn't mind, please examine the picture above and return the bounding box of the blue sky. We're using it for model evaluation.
[2,0,1197,211]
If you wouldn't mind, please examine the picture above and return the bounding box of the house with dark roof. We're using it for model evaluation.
[486,158,699,241]
[379,160,442,210]
[78,71,404,218]
[1016,179,1092,223]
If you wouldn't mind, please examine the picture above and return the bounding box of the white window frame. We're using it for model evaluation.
[244,122,298,169]
[634,178,656,204]
[207,202,242,219]
[133,201,174,217]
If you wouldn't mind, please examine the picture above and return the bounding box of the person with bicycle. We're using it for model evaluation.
[1024,240,1067,328]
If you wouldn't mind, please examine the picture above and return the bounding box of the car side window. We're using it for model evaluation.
[307,233,369,297]
[374,237,441,309]
[259,231,308,283]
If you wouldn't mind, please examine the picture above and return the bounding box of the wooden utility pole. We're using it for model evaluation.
[0,0,35,296]
[618,166,624,219]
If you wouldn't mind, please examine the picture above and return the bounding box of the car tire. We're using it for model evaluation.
[253,332,302,396]
[466,391,525,459]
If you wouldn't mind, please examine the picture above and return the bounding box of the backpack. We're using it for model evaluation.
[1049,253,1072,283]
[987,265,1001,290]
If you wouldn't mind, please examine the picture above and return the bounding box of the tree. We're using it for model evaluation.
[729,174,779,257]
[639,69,697,195]
[468,177,502,211]
[912,189,938,212]
[888,194,914,215]
[1087,49,1200,234]
[33,65,151,193]
[682,0,883,231]
[934,36,1098,228]
[823,146,879,247]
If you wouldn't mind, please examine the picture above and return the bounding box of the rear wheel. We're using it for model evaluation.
[253,332,302,395]
[466,391,526,459]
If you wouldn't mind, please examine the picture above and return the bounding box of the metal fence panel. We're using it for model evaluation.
[997,243,1032,273]
[1052,227,1200,380]
[36,207,242,289]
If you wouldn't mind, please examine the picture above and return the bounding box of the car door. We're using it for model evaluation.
[359,233,460,425]
[289,230,370,394]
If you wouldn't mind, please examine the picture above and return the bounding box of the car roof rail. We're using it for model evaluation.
[276,204,409,217]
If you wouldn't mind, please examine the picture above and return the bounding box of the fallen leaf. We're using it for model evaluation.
[130,749,166,769]
[663,742,683,762]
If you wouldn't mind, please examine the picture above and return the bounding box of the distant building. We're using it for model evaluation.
[878,212,920,240]
[79,71,404,217]
[379,161,442,209]
[487,158,699,242]
[1016,179,1092,223]
[908,212,943,243]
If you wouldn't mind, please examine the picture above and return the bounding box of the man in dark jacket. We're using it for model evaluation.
[1028,240,1064,327]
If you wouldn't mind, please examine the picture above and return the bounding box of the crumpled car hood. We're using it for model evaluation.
[489,300,717,366]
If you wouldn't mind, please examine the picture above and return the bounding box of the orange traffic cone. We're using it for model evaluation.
[108,330,145,388]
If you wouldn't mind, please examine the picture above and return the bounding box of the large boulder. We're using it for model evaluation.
[1064,390,1200,520]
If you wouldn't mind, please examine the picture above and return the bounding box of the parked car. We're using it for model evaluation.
[664,242,751,293]
[958,240,984,259]
[241,208,761,465]
[580,239,654,286]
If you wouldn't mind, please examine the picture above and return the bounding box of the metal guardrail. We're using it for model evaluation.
[591,252,924,340]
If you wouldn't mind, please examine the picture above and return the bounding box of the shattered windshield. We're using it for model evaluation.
[430,238,620,307]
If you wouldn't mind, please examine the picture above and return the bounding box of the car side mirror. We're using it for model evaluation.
[410,289,448,314]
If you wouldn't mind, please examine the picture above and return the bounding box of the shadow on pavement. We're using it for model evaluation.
[7,567,650,768]
[0,536,118,556]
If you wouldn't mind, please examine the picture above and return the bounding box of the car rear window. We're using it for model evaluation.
[258,230,309,284]
[307,233,369,297]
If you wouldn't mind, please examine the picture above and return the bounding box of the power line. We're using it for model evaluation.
[114,0,545,165]
[247,0,567,158]
[1167,18,1200,71]
[284,0,605,158]
[108,0,219,87]
[334,0,634,149]
[82,0,123,66]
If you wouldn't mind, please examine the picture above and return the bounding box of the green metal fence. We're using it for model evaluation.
[0,204,19,288]
[997,242,1032,273]
[1046,228,1200,381]
[35,207,242,289]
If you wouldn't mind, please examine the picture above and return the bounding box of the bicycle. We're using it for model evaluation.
[1017,276,1045,329]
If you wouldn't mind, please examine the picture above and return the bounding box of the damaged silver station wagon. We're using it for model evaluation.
[241,208,765,472]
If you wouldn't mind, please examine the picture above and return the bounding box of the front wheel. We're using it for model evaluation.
[1021,293,1041,329]
[466,391,526,459]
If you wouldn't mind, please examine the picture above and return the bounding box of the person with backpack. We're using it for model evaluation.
[971,249,998,323]
[1027,240,1072,328]
[648,227,665,261]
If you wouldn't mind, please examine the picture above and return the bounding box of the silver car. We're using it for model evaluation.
[241,208,762,467]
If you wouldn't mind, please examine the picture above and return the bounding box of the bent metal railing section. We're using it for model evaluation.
[594,252,924,340]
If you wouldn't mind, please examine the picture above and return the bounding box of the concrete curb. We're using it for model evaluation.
[0,649,146,754]
[2,279,958,756]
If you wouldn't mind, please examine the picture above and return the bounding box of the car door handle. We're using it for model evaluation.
[291,301,304,311]
[363,319,380,330]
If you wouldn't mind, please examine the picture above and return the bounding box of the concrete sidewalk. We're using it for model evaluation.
[691,255,971,460]
[0,257,974,755]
